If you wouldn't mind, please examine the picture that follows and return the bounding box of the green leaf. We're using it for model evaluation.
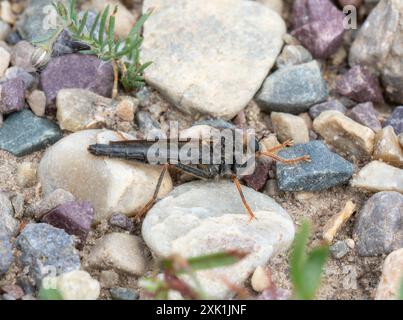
[107,14,116,51]
[128,11,150,39]
[77,11,89,36]
[69,0,78,24]
[99,5,110,45]
[89,11,101,39]
[38,287,63,300]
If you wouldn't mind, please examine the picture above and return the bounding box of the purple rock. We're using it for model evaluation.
[384,106,403,135]
[40,54,114,108]
[242,159,271,191]
[291,0,345,59]
[309,100,347,119]
[109,213,134,232]
[336,65,384,103]
[42,201,94,248]
[0,78,26,115]
[347,102,382,132]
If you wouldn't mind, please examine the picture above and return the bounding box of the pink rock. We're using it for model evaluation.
[0,78,26,115]
[347,102,381,132]
[242,159,271,191]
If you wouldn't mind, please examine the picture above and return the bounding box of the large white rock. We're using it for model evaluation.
[142,180,295,299]
[38,130,173,223]
[141,0,286,119]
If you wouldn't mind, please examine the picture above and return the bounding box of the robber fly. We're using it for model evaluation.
[88,128,309,221]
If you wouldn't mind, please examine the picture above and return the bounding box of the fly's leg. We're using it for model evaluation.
[264,139,294,153]
[135,164,169,221]
[258,139,311,164]
[231,176,257,222]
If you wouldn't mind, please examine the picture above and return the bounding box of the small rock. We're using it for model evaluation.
[4,66,37,90]
[99,270,119,289]
[276,141,354,191]
[16,162,37,187]
[276,44,313,68]
[384,106,403,135]
[116,99,136,122]
[142,180,295,299]
[251,266,271,292]
[32,189,75,219]
[43,270,100,300]
[27,90,46,117]
[260,134,280,152]
[373,126,403,168]
[87,233,146,276]
[10,193,24,218]
[313,110,375,160]
[256,61,328,114]
[38,130,172,223]
[291,0,345,59]
[242,159,271,191]
[42,201,95,248]
[354,192,403,256]
[0,233,13,275]
[336,65,384,103]
[40,54,114,107]
[271,112,310,144]
[0,192,18,236]
[110,287,139,300]
[265,179,280,197]
[109,213,134,232]
[135,111,161,137]
[323,200,356,244]
[330,241,350,259]
[0,78,26,114]
[0,109,62,157]
[192,119,235,130]
[0,46,10,77]
[0,284,24,300]
[2,293,15,300]
[309,100,347,119]
[351,161,403,193]
[399,133,403,148]
[56,89,113,132]
[375,248,403,300]
[10,41,36,72]
[0,1,16,25]
[16,223,80,284]
[5,31,21,45]
[0,20,11,41]
[347,102,382,133]
[142,0,286,119]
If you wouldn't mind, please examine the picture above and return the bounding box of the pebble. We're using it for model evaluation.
[0,20,11,41]
[275,44,313,68]
[242,159,272,192]
[291,0,345,59]
[56,89,113,132]
[0,109,62,157]
[347,102,382,133]
[16,162,37,188]
[116,99,136,122]
[0,78,26,115]
[313,110,375,160]
[109,213,134,232]
[384,106,403,135]
[42,201,95,248]
[349,0,403,104]
[99,270,119,289]
[27,90,46,117]
[276,141,354,192]
[135,111,162,137]
[38,130,173,223]
[0,232,13,275]
[142,0,286,119]
[16,223,81,284]
[251,266,271,292]
[256,61,328,114]
[351,161,403,193]
[354,192,403,256]
[0,46,10,77]
[0,284,24,300]
[87,233,146,276]
[110,287,139,301]
[11,193,24,218]
[322,200,356,244]
[4,66,37,90]
[336,65,384,103]
[375,248,403,300]
[373,126,403,168]
[142,180,295,299]
[43,270,100,300]
[40,54,114,107]
[330,241,350,259]
[32,189,75,219]
[10,41,36,72]
[0,191,18,236]
[309,100,347,119]
[5,31,21,45]
[271,112,310,144]
[0,1,16,25]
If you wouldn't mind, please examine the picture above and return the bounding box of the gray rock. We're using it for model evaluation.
[40,54,114,107]
[309,100,347,119]
[256,61,328,114]
[142,180,295,299]
[0,78,26,115]
[0,232,13,275]
[330,241,350,259]
[354,192,403,256]
[16,223,80,284]
[31,189,75,219]
[276,44,313,68]
[4,66,37,90]
[0,192,18,237]
[109,213,134,232]
[192,119,235,130]
[349,0,403,104]
[347,102,382,133]
[135,111,162,137]
[10,41,36,72]
[0,109,62,157]
[384,106,403,135]
[142,0,286,119]
[276,141,354,191]
[110,287,139,300]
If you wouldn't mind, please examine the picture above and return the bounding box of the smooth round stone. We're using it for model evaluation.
[375,248,403,300]
[110,287,139,300]
[271,112,309,144]
[38,130,173,223]
[142,180,295,299]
